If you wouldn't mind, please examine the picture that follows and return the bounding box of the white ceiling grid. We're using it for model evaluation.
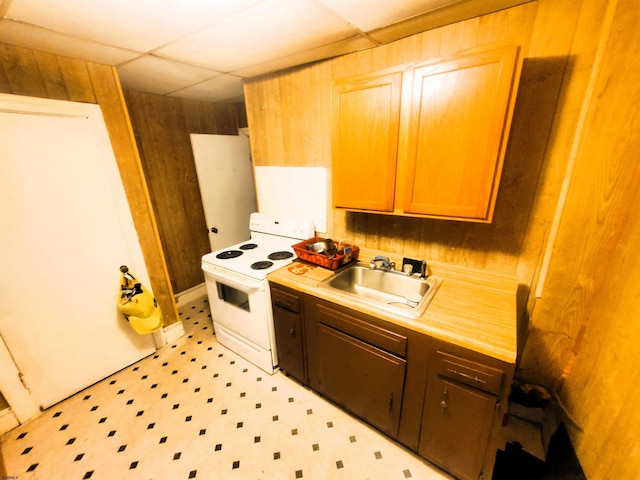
[0,0,526,103]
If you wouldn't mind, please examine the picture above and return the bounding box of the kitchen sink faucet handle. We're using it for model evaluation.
[370,255,395,270]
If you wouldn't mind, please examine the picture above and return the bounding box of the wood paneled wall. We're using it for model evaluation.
[245,0,600,313]
[244,0,601,374]
[244,1,640,476]
[123,91,245,294]
[0,43,178,326]
[527,0,640,476]
[245,1,581,288]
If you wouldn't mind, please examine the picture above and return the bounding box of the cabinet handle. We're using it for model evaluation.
[290,326,296,336]
[276,299,290,309]
[440,387,448,412]
[446,368,486,384]
[388,393,394,414]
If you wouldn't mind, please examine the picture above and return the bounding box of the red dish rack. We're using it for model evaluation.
[291,237,359,270]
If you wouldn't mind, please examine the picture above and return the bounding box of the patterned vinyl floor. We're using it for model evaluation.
[0,297,452,480]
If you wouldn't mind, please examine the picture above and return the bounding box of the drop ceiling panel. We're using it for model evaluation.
[156,0,357,73]
[318,0,463,31]
[0,19,140,65]
[233,33,377,78]
[170,74,245,103]
[4,0,265,52]
[1,0,532,102]
[117,55,219,95]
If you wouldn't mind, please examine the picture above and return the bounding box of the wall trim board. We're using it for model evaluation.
[533,0,617,300]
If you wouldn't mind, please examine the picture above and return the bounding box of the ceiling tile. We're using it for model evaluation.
[0,19,141,65]
[318,0,461,32]
[4,0,265,52]
[1,0,526,103]
[232,33,377,78]
[117,55,219,95]
[156,0,357,72]
[170,74,245,103]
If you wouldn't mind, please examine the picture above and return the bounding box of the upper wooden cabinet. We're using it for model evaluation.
[331,44,522,223]
[331,69,403,211]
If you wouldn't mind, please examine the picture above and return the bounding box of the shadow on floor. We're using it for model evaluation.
[493,424,586,479]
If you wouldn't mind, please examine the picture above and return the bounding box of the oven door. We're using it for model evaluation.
[202,263,273,351]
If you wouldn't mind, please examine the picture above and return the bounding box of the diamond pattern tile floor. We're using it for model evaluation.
[0,297,452,479]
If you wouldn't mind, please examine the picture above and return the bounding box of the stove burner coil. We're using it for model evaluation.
[239,243,258,250]
[268,251,294,261]
[216,250,243,260]
[250,261,274,270]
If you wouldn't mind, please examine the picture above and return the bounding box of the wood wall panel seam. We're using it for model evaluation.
[0,43,47,97]
[112,70,178,319]
[85,62,179,326]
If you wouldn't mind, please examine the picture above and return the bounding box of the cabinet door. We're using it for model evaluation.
[332,70,403,211]
[401,44,521,221]
[419,374,496,480]
[317,323,406,436]
[273,306,306,383]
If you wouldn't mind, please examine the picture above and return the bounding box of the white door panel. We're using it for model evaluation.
[191,134,257,251]
[0,94,155,410]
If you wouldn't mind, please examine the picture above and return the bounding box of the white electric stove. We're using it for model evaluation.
[201,212,314,374]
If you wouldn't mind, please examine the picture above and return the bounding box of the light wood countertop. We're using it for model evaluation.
[268,247,519,364]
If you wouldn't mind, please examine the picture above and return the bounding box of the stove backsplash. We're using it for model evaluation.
[254,166,327,234]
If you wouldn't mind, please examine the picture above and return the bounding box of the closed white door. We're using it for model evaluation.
[0,94,155,410]
[191,134,257,251]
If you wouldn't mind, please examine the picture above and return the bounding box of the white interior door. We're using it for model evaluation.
[191,134,257,251]
[0,94,155,410]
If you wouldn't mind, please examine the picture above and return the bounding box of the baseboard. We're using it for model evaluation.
[163,321,186,344]
[151,319,186,349]
[0,407,19,435]
[175,283,207,305]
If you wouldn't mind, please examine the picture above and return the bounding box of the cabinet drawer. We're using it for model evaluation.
[316,304,407,357]
[434,351,503,395]
[271,287,300,313]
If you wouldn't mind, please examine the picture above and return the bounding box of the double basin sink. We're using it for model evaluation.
[319,262,441,318]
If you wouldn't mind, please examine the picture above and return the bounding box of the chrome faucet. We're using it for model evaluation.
[369,255,396,271]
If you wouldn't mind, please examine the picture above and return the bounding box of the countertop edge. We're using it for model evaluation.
[267,256,519,365]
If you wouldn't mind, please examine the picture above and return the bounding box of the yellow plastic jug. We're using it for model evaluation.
[118,265,163,334]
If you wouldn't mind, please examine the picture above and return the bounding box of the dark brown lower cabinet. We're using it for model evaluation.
[271,285,307,384]
[420,373,496,479]
[304,297,429,450]
[273,305,306,383]
[317,323,406,435]
[269,284,513,480]
[419,351,505,480]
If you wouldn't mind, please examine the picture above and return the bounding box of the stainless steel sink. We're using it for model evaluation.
[319,262,441,318]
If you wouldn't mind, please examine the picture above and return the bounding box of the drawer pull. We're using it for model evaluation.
[446,368,487,384]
